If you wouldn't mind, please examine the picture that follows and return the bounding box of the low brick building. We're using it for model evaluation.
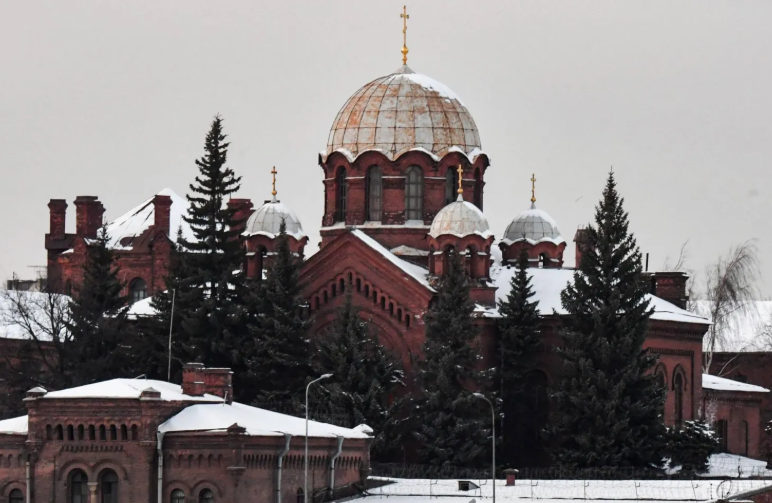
[0,364,371,503]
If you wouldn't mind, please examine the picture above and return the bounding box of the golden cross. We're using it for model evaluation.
[530,173,536,203]
[457,164,464,195]
[400,6,409,65]
[271,166,278,197]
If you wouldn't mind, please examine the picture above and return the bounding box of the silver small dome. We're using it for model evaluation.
[429,195,493,239]
[243,198,305,239]
[502,203,564,244]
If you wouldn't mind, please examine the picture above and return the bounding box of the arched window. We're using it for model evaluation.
[405,166,424,221]
[199,489,215,503]
[70,470,88,503]
[131,424,138,441]
[64,280,73,296]
[445,167,458,205]
[129,278,147,303]
[55,425,63,440]
[100,470,119,503]
[88,424,95,441]
[673,372,684,427]
[9,489,23,503]
[67,424,74,441]
[296,488,304,503]
[366,165,383,221]
[473,168,482,209]
[335,168,347,222]
[171,489,186,503]
[110,424,117,440]
[78,424,85,440]
[741,420,749,456]
[99,424,107,441]
[120,424,127,441]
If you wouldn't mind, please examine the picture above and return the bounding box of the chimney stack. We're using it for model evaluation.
[227,198,254,235]
[647,271,689,309]
[74,196,104,238]
[153,194,173,237]
[181,363,233,403]
[573,227,592,269]
[47,199,68,241]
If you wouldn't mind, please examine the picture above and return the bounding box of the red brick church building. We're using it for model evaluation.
[38,62,768,462]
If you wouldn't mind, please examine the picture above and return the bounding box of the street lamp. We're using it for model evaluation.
[473,392,496,503]
[305,374,333,503]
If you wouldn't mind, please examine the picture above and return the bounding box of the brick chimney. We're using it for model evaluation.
[47,199,68,241]
[227,198,254,234]
[74,196,105,238]
[573,227,592,269]
[647,271,689,309]
[153,194,173,236]
[182,363,233,403]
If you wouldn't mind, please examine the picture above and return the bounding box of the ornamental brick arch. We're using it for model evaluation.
[0,481,26,500]
[191,479,224,498]
[92,460,130,482]
[57,460,93,481]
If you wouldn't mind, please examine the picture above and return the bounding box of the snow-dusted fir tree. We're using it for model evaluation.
[171,115,251,393]
[551,172,666,468]
[66,224,131,385]
[498,248,542,467]
[247,220,313,410]
[414,250,489,468]
[315,286,405,460]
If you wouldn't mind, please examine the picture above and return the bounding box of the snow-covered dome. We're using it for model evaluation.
[243,198,306,239]
[326,65,481,160]
[429,195,493,239]
[502,202,564,244]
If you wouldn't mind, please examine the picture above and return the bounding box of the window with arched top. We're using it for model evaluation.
[9,489,23,503]
[405,166,424,221]
[171,489,186,503]
[741,420,749,456]
[445,167,458,205]
[366,165,383,221]
[335,168,347,222]
[199,489,215,503]
[70,470,88,503]
[129,278,147,303]
[100,469,119,503]
[673,371,685,427]
[296,488,304,503]
[473,168,482,209]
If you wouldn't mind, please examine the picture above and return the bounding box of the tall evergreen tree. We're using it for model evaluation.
[65,225,131,385]
[172,115,251,395]
[414,250,490,468]
[550,172,666,468]
[247,220,313,409]
[315,286,405,460]
[498,248,543,467]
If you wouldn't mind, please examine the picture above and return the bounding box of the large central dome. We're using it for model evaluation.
[326,65,481,160]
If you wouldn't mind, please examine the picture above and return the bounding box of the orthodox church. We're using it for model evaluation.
[37,29,768,467]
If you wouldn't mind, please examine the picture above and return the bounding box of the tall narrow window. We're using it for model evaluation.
[405,166,424,221]
[473,168,482,209]
[101,470,119,503]
[70,470,88,503]
[741,420,749,456]
[335,168,347,222]
[366,165,383,221]
[717,419,729,452]
[673,373,684,427]
[445,167,458,205]
[129,278,147,303]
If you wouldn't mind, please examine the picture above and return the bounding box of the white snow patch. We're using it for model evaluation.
[351,230,435,292]
[702,374,769,393]
[42,379,223,402]
[0,415,28,434]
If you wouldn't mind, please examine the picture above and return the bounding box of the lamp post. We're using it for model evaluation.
[305,374,332,503]
[474,393,496,503]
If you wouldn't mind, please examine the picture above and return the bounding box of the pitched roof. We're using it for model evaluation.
[350,229,434,292]
[0,415,28,435]
[42,379,223,402]
[702,374,769,393]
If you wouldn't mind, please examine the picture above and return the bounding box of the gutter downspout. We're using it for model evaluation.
[276,434,292,503]
[26,458,31,503]
[329,436,344,498]
[157,431,165,503]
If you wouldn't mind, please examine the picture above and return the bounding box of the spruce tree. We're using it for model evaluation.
[550,172,666,468]
[664,420,719,475]
[498,248,542,467]
[315,286,405,460]
[65,224,131,385]
[414,249,490,468]
[247,220,313,410]
[174,115,251,395]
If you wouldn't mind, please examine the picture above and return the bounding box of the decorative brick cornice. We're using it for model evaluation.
[648,347,694,357]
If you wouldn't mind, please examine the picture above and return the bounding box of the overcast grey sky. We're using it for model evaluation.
[1,1,770,295]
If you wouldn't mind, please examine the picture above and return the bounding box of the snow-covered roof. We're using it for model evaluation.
[41,379,223,402]
[501,202,565,246]
[105,188,194,250]
[488,266,710,325]
[0,415,28,435]
[159,402,370,439]
[351,229,435,292]
[326,64,481,160]
[0,290,69,341]
[692,300,772,353]
[428,195,493,239]
[243,197,306,240]
[702,374,769,393]
[126,296,157,319]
